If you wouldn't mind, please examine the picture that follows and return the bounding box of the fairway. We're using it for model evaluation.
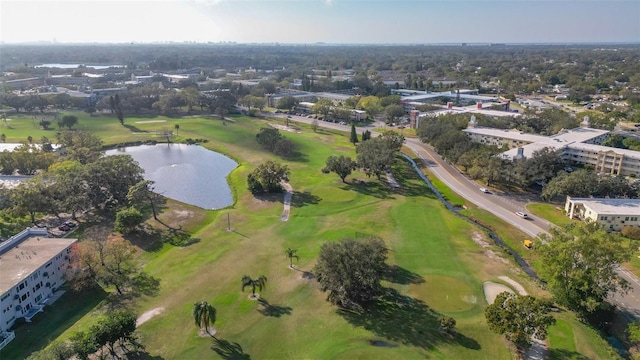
[0,113,612,359]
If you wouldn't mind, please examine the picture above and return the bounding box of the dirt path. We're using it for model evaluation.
[280,182,293,221]
[136,307,164,327]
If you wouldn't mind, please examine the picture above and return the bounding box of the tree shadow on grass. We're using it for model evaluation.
[394,177,437,198]
[131,271,161,297]
[162,229,200,247]
[252,191,286,204]
[125,350,165,360]
[282,149,308,163]
[126,228,165,253]
[257,298,292,317]
[290,191,321,208]
[211,338,251,360]
[383,265,425,285]
[337,287,441,349]
[340,180,394,200]
[549,348,590,360]
[337,287,480,351]
[123,124,147,133]
[448,331,481,350]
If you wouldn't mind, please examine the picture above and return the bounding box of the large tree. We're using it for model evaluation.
[355,137,396,179]
[322,155,357,183]
[247,160,290,193]
[275,95,299,110]
[193,300,217,337]
[67,233,143,295]
[314,237,388,309]
[114,207,144,234]
[384,104,405,124]
[255,127,284,152]
[312,98,333,120]
[10,176,54,224]
[58,115,78,130]
[522,147,564,185]
[538,222,631,315]
[356,96,382,119]
[127,180,162,220]
[56,130,104,165]
[485,292,556,353]
[48,160,91,219]
[179,87,201,114]
[93,310,138,356]
[84,154,144,209]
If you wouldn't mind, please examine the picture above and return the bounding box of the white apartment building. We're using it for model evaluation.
[0,228,76,349]
[463,116,640,177]
[564,196,640,231]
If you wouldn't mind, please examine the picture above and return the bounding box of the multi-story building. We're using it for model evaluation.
[463,116,640,177]
[0,228,76,349]
[564,196,640,231]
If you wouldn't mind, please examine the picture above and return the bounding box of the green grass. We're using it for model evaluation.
[548,312,622,359]
[418,167,467,208]
[526,203,577,227]
[0,113,615,359]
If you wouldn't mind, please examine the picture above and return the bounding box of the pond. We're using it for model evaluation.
[106,144,238,210]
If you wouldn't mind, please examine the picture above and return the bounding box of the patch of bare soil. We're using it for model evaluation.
[136,307,165,327]
[268,123,302,133]
[198,327,218,338]
[471,231,509,264]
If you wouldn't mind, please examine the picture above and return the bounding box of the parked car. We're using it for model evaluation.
[63,221,76,228]
[515,211,529,219]
[58,224,70,231]
[480,187,490,194]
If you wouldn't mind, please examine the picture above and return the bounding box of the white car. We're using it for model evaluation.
[515,211,529,219]
[480,187,490,193]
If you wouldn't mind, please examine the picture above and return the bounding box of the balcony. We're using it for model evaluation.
[0,331,15,350]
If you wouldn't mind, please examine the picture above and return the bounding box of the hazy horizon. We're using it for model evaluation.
[1,0,639,45]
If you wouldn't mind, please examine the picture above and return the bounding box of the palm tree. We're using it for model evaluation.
[174,123,180,136]
[241,275,267,298]
[285,248,298,268]
[193,300,217,337]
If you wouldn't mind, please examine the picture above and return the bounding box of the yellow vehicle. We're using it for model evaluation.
[523,239,533,249]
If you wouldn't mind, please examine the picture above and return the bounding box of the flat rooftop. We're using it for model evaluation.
[0,235,77,295]
[570,198,640,216]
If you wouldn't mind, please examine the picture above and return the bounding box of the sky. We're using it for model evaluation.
[0,0,639,44]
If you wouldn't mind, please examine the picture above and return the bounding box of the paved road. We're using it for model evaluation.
[277,112,640,319]
[404,138,640,321]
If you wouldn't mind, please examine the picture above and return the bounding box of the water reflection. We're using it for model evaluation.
[106,144,237,209]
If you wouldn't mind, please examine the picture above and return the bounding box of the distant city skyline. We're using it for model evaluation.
[1,0,639,45]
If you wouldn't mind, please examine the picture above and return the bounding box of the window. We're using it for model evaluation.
[601,216,608,221]
[626,217,630,221]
